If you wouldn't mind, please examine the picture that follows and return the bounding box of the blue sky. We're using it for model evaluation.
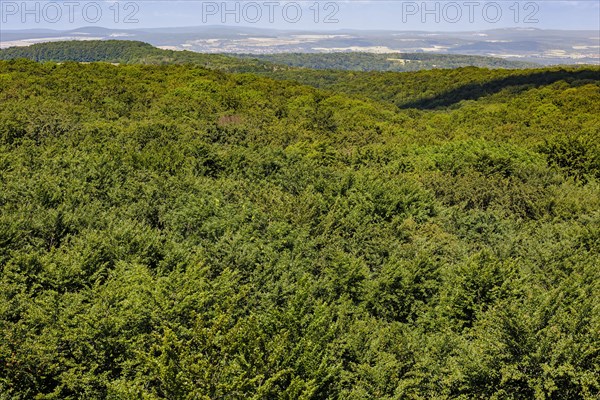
[1,1,599,31]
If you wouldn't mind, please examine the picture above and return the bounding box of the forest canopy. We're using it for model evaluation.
[0,43,599,399]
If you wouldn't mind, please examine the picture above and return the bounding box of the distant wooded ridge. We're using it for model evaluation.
[0,40,539,72]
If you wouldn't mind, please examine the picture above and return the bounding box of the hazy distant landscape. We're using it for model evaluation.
[0,39,541,73]
[2,26,599,64]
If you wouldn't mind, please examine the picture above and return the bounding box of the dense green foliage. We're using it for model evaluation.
[0,55,599,399]
[270,66,600,109]
[235,52,538,71]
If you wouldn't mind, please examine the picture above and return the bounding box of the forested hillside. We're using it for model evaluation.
[1,41,592,109]
[0,56,599,399]
[235,52,538,71]
[271,66,600,109]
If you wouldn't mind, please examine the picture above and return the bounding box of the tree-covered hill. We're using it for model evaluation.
[270,66,600,109]
[0,58,599,399]
[234,51,539,71]
[0,40,282,73]
[2,40,596,111]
